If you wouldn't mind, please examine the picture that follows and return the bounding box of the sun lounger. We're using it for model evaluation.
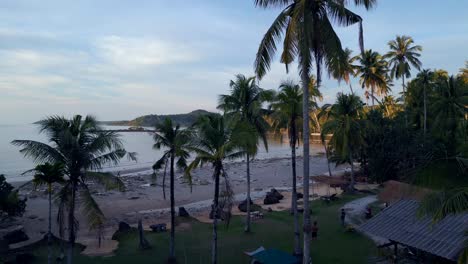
[250,211,264,220]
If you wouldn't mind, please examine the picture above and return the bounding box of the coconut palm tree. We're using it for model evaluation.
[415,69,434,136]
[384,35,422,95]
[269,80,303,255]
[217,74,273,233]
[431,76,468,153]
[354,49,390,106]
[380,95,400,118]
[320,93,365,191]
[30,163,65,264]
[185,115,245,264]
[12,115,135,264]
[254,0,375,259]
[152,118,192,262]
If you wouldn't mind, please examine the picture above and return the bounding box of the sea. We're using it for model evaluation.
[0,124,324,182]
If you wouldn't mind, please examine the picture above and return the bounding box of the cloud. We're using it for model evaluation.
[94,36,200,68]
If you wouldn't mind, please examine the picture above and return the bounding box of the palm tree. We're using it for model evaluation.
[254,1,375,259]
[320,93,365,191]
[354,49,390,105]
[152,118,192,262]
[185,115,245,264]
[431,76,468,153]
[269,80,303,255]
[12,115,135,264]
[331,48,357,94]
[380,95,400,118]
[416,69,434,136]
[30,163,65,264]
[384,35,422,95]
[217,74,273,233]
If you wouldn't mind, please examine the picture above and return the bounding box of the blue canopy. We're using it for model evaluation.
[251,249,300,264]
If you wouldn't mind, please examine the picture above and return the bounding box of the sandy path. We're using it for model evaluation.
[342,195,389,245]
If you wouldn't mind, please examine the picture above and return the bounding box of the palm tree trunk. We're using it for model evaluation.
[212,165,221,264]
[48,183,52,264]
[403,76,408,127]
[371,86,375,106]
[163,158,168,200]
[324,142,333,177]
[67,182,76,264]
[349,151,355,192]
[244,152,251,233]
[169,153,176,260]
[301,69,311,264]
[423,83,427,136]
[290,125,301,256]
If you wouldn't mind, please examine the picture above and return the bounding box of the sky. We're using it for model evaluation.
[0,0,467,124]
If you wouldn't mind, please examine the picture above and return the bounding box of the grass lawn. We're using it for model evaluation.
[26,194,376,264]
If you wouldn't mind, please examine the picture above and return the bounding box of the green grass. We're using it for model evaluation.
[26,194,376,264]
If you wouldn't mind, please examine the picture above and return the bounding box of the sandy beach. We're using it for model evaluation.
[5,155,349,255]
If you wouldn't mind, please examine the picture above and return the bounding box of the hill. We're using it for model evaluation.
[101,109,215,127]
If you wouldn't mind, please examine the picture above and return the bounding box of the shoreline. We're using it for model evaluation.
[4,155,349,254]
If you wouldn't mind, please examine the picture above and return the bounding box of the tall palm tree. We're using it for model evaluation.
[320,93,365,191]
[416,69,434,136]
[384,35,422,95]
[217,74,273,233]
[152,118,192,262]
[254,1,375,259]
[331,48,357,94]
[269,80,303,256]
[30,163,65,264]
[354,49,390,105]
[185,115,245,264]
[431,76,468,153]
[12,115,135,264]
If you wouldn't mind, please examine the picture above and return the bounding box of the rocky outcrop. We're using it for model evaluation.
[178,207,190,217]
[263,189,284,205]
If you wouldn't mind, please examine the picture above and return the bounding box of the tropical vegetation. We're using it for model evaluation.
[11,115,136,264]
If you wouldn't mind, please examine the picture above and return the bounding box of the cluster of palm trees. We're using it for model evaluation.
[12,116,135,264]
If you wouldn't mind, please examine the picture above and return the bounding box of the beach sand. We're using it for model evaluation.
[4,155,350,255]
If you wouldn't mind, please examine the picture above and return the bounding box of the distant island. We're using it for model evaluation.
[100,109,215,127]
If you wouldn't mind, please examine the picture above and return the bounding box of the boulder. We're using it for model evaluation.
[263,195,279,205]
[296,192,304,199]
[237,199,253,212]
[178,207,190,217]
[4,228,29,244]
[118,221,131,232]
[270,189,284,200]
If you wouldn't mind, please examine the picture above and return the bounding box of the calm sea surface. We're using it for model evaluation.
[0,124,323,182]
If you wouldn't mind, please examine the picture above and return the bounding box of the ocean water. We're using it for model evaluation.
[0,124,324,182]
